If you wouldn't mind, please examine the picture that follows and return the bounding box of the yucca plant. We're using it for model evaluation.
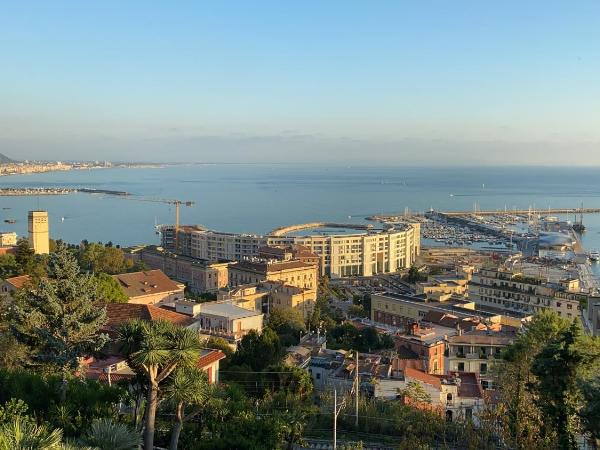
[78,418,141,450]
[0,417,63,450]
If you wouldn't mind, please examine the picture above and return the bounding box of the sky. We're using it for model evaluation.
[1,1,599,165]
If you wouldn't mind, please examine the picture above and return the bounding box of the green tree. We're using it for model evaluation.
[579,376,600,444]
[118,319,204,450]
[231,328,284,372]
[0,254,18,279]
[399,380,432,404]
[94,273,128,303]
[164,367,209,450]
[10,245,108,402]
[491,310,571,449]
[15,238,47,277]
[80,243,132,274]
[531,320,600,450]
[406,265,424,283]
[268,308,306,346]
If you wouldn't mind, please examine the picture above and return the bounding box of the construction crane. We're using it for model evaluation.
[123,197,195,248]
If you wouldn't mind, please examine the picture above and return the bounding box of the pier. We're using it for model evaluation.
[440,207,600,216]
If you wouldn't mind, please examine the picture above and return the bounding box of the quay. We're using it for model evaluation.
[440,207,600,216]
[0,188,74,196]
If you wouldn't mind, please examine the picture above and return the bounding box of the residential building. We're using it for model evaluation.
[0,275,31,298]
[176,300,264,341]
[447,330,515,389]
[228,258,318,290]
[395,322,446,375]
[112,269,185,305]
[28,210,49,254]
[416,276,469,302]
[102,302,195,334]
[584,296,600,337]
[403,368,485,423]
[0,231,17,247]
[99,302,225,383]
[370,292,519,330]
[269,282,317,319]
[218,280,317,318]
[268,224,421,278]
[160,223,421,278]
[469,267,587,318]
[125,245,230,293]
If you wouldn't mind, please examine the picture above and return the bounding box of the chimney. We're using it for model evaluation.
[410,322,419,335]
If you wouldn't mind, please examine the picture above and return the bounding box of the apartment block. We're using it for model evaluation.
[469,268,587,319]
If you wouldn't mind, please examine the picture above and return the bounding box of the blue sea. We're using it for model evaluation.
[1,164,600,265]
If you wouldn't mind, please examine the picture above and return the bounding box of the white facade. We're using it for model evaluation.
[0,232,17,247]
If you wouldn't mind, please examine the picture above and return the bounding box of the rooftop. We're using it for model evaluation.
[112,269,183,298]
[4,275,32,289]
[103,303,195,329]
[199,301,263,320]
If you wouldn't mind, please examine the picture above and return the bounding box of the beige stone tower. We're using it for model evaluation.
[28,210,50,254]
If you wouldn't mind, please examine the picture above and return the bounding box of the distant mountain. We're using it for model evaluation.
[0,153,17,164]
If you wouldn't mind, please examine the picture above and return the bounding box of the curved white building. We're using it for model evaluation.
[161,223,420,278]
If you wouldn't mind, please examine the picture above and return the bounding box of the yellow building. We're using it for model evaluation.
[228,259,318,290]
[28,211,49,254]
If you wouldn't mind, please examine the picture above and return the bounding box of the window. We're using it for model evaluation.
[482,380,490,390]
[557,302,562,308]
[457,362,464,371]
[465,408,473,420]
[447,393,453,401]
[480,363,488,374]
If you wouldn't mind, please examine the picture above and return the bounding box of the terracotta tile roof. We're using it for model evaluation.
[197,349,226,368]
[448,331,514,346]
[445,371,484,399]
[112,270,182,299]
[5,275,31,289]
[103,303,195,330]
[404,367,441,389]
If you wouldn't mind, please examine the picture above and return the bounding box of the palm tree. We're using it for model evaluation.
[0,417,63,450]
[118,319,203,450]
[164,367,209,450]
[79,418,141,450]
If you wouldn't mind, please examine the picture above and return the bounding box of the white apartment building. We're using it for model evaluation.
[469,268,585,319]
[162,223,420,278]
[0,231,17,247]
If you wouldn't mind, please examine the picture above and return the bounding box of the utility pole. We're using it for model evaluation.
[354,351,359,427]
[333,389,337,450]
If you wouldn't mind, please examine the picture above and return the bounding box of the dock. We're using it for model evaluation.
[440,207,600,217]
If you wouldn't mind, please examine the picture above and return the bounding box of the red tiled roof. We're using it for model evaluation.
[112,270,182,299]
[404,367,442,389]
[5,275,31,289]
[103,303,195,330]
[197,349,226,368]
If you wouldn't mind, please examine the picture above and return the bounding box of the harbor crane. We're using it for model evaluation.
[125,196,195,248]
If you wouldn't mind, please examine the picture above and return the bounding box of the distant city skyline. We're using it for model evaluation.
[1,1,600,165]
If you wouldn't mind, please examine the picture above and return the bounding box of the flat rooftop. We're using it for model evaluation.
[200,301,262,320]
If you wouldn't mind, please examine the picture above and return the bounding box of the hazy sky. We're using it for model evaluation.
[1,1,599,164]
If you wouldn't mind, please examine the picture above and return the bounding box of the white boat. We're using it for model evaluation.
[589,251,599,262]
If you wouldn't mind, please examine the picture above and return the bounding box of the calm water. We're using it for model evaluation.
[2,165,600,258]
